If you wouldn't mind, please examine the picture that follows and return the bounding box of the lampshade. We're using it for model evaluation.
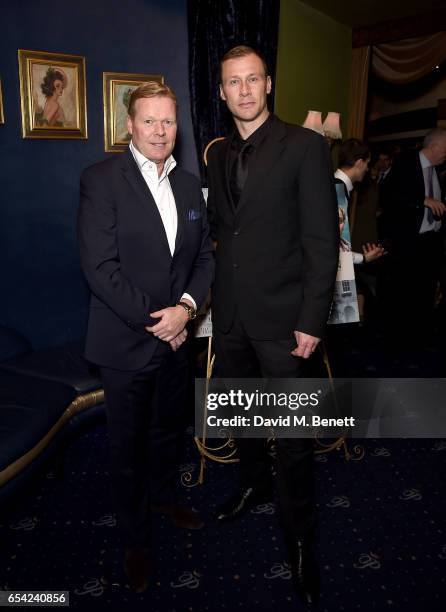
[302,110,323,134]
[322,112,342,140]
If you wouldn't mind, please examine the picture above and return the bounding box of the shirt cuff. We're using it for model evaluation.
[352,252,364,265]
[181,293,197,310]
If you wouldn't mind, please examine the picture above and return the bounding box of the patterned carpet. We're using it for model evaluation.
[1,423,445,611]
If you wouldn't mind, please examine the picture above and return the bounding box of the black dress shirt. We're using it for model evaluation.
[229,113,275,205]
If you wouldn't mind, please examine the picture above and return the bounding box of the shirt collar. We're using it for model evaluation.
[233,113,274,151]
[419,150,432,169]
[334,168,354,195]
[129,140,176,179]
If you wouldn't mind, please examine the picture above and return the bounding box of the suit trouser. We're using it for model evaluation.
[411,232,443,318]
[384,231,443,348]
[214,314,315,538]
[100,341,188,548]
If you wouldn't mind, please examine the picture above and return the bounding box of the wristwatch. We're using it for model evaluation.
[177,301,197,320]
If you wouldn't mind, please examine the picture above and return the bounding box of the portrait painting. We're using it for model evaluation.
[103,72,163,152]
[18,49,87,139]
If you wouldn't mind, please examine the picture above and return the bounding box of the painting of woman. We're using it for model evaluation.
[34,67,67,127]
[19,49,86,139]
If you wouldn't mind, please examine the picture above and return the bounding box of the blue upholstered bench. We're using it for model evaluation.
[0,327,104,503]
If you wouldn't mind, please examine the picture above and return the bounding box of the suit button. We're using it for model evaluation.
[233,229,240,236]
[233,263,239,269]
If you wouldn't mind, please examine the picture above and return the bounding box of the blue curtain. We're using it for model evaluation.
[187,0,280,183]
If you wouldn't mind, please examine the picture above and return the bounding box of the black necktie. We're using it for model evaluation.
[234,142,253,205]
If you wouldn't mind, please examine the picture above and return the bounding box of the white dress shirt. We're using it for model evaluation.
[334,169,354,197]
[419,151,441,234]
[129,140,196,309]
[377,167,391,183]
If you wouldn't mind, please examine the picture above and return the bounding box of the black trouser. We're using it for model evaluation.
[214,314,315,538]
[383,231,443,349]
[100,341,188,548]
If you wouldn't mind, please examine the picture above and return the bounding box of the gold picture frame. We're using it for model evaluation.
[18,49,87,139]
[0,78,4,124]
[103,71,164,153]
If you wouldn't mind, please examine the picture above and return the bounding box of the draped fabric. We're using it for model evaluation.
[347,46,371,234]
[372,32,446,85]
[348,32,446,144]
[187,0,280,183]
[347,46,371,140]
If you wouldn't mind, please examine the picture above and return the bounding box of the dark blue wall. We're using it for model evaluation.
[0,0,197,350]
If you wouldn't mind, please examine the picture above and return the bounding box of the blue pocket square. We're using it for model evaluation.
[187,209,202,221]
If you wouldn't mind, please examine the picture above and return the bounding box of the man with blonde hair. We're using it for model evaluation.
[78,82,214,592]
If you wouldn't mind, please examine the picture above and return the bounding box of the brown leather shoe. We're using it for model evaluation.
[151,504,204,530]
[123,547,150,593]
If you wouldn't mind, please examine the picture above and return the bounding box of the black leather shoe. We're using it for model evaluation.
[287,538,320,607]
[215,487,273,522]
[124,547,150,593]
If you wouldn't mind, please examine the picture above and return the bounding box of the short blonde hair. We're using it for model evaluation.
[220,45,269,82]
[127,81,177,117]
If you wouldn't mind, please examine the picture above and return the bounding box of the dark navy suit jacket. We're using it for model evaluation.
[78,147,214,370]
[380,150,445,246]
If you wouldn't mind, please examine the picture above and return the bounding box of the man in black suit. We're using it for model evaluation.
[207,45,339,605]
[78,82,214,592]
[380,128,446,349]
[376,148,393,186]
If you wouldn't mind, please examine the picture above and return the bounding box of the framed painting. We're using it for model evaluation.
[0,78,4,124]
[103,71,164,153]
[18,49,87,139]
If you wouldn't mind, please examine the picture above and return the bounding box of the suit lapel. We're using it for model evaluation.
[220,134,236,213]
[169,170,186,256]
[415,154,426,199]
[120,148,172,257]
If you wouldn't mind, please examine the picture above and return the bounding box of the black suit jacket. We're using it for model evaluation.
[380,150,445,246]
[207,115,339,340]
[78,148,214,370]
